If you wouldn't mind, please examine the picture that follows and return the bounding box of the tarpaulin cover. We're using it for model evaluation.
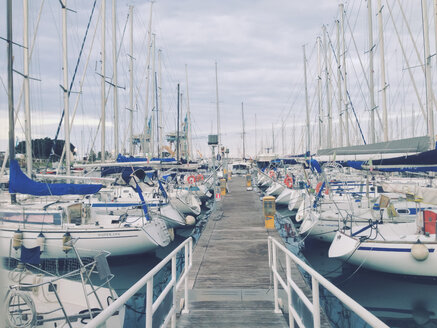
[9,160,102,196]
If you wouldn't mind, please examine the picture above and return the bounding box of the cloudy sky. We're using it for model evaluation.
[0,0,434,159]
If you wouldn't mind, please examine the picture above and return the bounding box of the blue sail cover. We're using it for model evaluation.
[9,160,102,196]
[116,154,176,163]
[363,149,437,172]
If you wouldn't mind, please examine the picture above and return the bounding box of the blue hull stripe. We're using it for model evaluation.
[92,203,161,208]
[358,246,435,253]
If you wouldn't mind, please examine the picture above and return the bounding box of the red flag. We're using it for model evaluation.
[423,210,437,234]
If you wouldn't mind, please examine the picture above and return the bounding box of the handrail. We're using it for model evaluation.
[267,236,389,328]
[85,237,193,328]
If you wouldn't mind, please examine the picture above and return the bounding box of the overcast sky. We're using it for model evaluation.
[0,0,434,159]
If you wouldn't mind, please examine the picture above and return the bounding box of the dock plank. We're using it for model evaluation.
[177,176,331,327]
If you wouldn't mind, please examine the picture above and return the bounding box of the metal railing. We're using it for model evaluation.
[267,236,389,328]
[85,237,193,328]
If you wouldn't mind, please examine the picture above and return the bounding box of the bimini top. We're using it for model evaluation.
[9,160,102,196]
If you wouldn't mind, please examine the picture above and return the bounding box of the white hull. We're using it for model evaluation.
[329,224,437,277]
[0,219,170,259]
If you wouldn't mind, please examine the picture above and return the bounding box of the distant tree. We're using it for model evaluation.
[15,138,76,159]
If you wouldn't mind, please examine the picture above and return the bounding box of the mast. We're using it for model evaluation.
[422,0,434,148]
[155,71,159,157]
[101,0,106,162]
[7,0,16,203]
[293,115,296,155]
[241,102,246,159]
[336,19,343,147]
[176,83,180,161]
[159,50,163,157]
[367,0,376,144]
[185,64,192,161]
[129,5,134,155]
[215,61,221,148]
[254,114,257,156]
[143,1,153,155]
[317,36,323,149]
[303,44,311,154]
[272,123,275,153]
[112,0,119,155]
[435,0,437,69]
[62,0,71,176]
[150,34,156,157]
[323,26,332,149]
[340,3,350,146]
[377,0,388,141]
[23,0,32,175]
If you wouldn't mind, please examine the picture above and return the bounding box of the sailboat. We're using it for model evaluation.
[1,160,172,259]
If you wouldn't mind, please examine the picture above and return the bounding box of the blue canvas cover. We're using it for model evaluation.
[9,160,102,196]
[361,149,437,172]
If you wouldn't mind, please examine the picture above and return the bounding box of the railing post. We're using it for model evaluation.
[268,237,272,285]
[312,277,320,328]
[286,255,294,328]
[171,255,177,328]
[182,242,190,314]
[272,241,281,314]
[146,278,153,328]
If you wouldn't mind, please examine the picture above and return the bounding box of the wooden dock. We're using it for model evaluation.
[177,176,331,327]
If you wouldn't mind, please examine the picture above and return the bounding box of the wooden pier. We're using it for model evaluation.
[177,175,331,327]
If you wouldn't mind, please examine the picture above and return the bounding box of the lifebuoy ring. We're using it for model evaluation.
[269,170,276,178]
[284,176,293,188]
[196,174,204,182]
[187,175,196,184]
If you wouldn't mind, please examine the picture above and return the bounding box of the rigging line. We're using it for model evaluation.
[326,27,367,145]
[49,0,98,164]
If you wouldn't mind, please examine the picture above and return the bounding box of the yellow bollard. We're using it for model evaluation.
[263,196,276,229]
[220,178,227,196]
[246,174,252,191]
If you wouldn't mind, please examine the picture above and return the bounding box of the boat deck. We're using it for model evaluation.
[177,175,331,327]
